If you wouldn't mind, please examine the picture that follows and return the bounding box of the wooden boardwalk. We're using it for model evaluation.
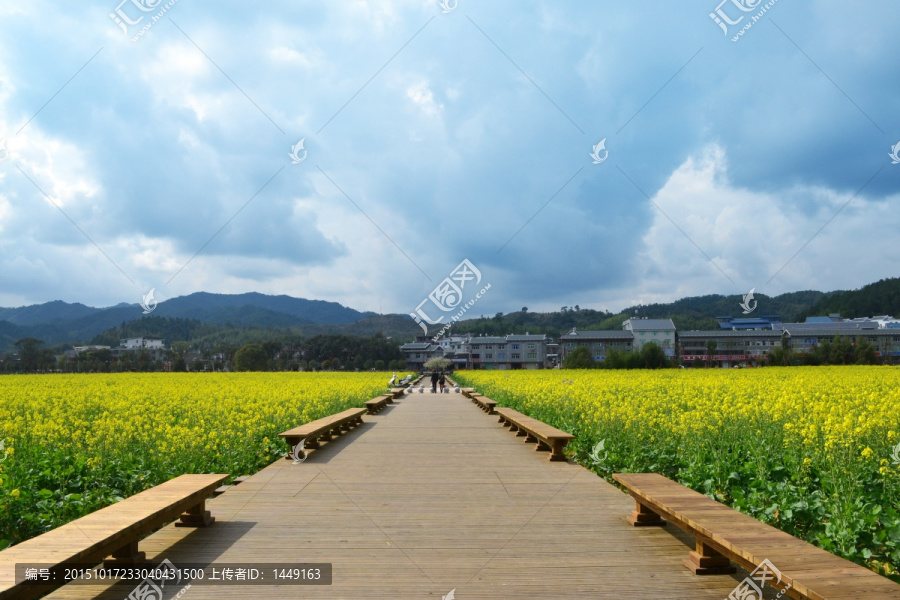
[48,390,765,599]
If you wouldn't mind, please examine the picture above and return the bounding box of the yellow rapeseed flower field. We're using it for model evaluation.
[0,372,406,548]
[454,366,900,576]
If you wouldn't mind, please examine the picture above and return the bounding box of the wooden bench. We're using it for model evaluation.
[365,395,392,414]
[495,408,574,461]
[613,473,900,599]
[278,407,367,453]
[0,473,227,600]
[470,394,498,414]
[460,387,476,398]
[389,388,405,399]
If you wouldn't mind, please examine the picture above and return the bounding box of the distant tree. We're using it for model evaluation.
[424,357,452,371]
[233,343,269,371]
[388,359,400,370]
[364,359,374,370]
[172,356,187,372]
[307,359,319,371]
[521,307,528,313]
[706,340,718,368]
[374,359,386,370]
[640,342,670,369]
[14,338,44,373]
[563,346,595,369]
[854,336,877,365]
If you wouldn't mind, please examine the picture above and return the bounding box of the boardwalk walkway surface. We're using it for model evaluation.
[48,390,765,599]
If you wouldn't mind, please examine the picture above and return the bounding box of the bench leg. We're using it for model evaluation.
[284,436,301,460]
[175,499,215,528]
[548,441,568,461]
[524,433,537,443]
[103,540,147,568]
[683,540,736,575]
[535,440,550,452]
[305,437,320,450]
[627,500,666,526]
[366,407,377,415]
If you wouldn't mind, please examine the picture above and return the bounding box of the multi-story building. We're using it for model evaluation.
[782,327,900,357]
[678,330,783,368]
[120,337,165,350]
[623,318,676,357]
[557,329,634,362]
[469,334,551,370]
[399,342,442,371]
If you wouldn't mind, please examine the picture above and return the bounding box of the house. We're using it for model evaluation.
[622,318,676,357]
[469,334,551,370]
[120,337,165,350]
[678,330,783,367]
[557,329,634,362]
[399,342,443,371]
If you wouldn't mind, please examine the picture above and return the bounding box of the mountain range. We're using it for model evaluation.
[0,292,381,351]
[1,277,898,352]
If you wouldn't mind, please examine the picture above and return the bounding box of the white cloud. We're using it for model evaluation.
[406,80,443,118]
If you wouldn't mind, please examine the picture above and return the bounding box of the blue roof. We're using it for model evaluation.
[805,316,834,323]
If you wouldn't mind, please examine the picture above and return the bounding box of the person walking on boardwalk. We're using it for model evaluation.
[439,371,446,393]
[430,370,440,393]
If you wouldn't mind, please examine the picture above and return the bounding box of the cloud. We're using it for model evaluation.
[0,0,897,317]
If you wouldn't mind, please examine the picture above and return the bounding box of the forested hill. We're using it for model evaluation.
[797,278,900,321]
[450,290,830,338]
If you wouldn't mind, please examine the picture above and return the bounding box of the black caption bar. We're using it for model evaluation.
[15,563,333,586]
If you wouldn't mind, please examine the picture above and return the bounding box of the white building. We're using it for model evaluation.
[120,337,165,350]
[623,318,677,357]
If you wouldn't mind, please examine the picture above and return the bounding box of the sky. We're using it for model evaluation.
[0,0,898,318]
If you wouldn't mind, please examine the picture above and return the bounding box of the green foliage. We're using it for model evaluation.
[562,346,596,369]
[798,277,900,320]
[233,343,268,371]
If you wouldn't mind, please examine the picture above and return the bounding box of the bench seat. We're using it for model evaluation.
[613,473,900,599]
[495,407,574,461]
[365,395,392,414]
[470,394,498,414]
[0,473,227,600]
[279,407,366,452]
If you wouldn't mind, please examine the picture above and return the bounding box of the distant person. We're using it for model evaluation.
[439,371,446,393]
[431,370,439,393]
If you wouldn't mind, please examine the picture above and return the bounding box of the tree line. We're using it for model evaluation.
[0,333,406,374]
